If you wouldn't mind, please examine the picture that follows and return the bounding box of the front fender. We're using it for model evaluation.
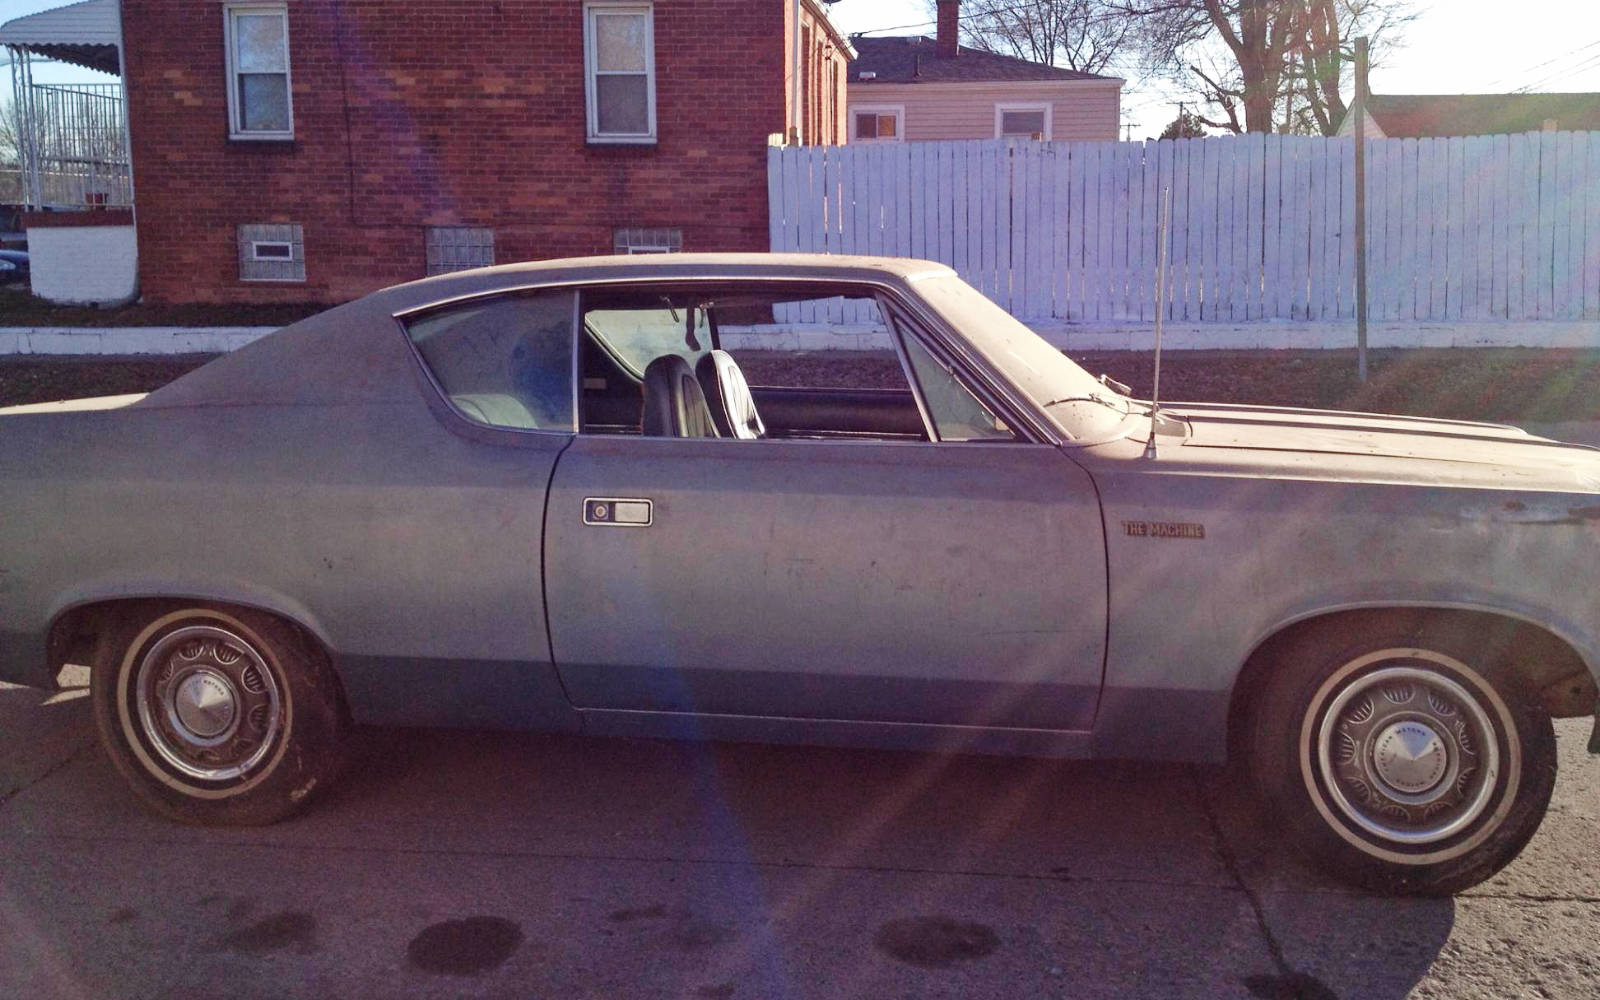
[1238,591,1600,699]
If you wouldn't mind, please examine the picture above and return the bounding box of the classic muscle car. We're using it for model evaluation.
[2,254,1596,894]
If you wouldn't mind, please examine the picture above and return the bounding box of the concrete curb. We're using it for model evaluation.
[0,327,279,355]
[1,319,1597,356]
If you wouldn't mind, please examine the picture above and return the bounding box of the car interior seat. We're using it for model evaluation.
[641,355,721,438]
[695,350,766,440]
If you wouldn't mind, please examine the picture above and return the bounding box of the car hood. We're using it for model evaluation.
[1154,402,1600,495]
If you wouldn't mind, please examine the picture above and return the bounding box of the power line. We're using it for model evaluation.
[849,2,1061,38]
[1514,50,1600,93]
[1484,38,1600,90]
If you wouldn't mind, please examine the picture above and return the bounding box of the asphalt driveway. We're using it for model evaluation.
[2,681,1597,1000]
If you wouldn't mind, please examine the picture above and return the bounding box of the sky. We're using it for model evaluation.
[5,0,1600,134]
[828,0,1600,136]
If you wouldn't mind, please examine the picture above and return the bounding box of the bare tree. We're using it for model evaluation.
[1115,0,1414,135]
[0,96,24,167]
[925,0,1133,76]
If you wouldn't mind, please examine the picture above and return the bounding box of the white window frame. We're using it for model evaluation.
[223,1,294,141]
[850,104,905,144]
[583,2,658,145]
[995,103,1053,141]
[249,240,294,261]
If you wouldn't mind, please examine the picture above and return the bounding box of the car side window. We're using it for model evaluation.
[896,329,1017,442]
[578,284,929,441]
[402,291,576,432]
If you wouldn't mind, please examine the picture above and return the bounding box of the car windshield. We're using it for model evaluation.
[910,274,1133,442]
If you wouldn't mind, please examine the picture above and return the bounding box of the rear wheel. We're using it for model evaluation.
[1245,616,1557,894]
[90,604,345,825]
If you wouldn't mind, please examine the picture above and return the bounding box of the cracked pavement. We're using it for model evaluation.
[2,680,1597,999]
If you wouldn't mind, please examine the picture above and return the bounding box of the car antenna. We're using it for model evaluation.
[1144,185,1172,461]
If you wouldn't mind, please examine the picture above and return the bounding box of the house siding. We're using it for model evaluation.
[122,0,800,305]
[847,80,1121,142]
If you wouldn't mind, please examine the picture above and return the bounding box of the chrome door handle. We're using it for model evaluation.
[584,498,653,527]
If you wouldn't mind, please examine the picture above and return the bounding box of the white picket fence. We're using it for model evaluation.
[768,133,1600,326]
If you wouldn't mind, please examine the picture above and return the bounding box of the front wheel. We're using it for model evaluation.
[1245,617,1557,894]
[90,604,345,825]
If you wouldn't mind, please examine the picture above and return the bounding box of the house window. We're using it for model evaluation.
[584,3,657,144]
[852,106,904,144]
[223,3,293,140]
[238,223,304,282]
[426,227,496,276]
[996,104,1052,141]
[614,227,682,254]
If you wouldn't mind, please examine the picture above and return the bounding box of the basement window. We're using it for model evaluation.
[996,104,1051,141]
[224,2,294,140]
[613,227,682,254]
[238,223,305,282]
[584,2,657,144]
[426,227,496,275]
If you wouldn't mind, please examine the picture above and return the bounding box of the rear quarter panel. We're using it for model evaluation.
[0,397,577,731]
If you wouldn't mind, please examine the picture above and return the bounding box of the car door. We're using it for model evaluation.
[542,282,1108,732]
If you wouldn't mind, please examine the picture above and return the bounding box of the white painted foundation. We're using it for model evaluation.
[0,320,1595,356]
[25,225,139,305]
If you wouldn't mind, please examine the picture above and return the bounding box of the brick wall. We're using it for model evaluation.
[122,1,794,304]
[785,0,850,147]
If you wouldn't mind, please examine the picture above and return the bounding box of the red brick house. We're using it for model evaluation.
[7,0,851,305]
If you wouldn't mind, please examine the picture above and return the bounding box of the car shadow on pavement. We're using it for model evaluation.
[1,688,1462,999]
[305,725,1457,999]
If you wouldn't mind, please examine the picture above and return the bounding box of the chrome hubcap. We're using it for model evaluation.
[171,669,239,740]
[1372,720,1448,795]
[1315,664,1501,846]
[134,625,282,782]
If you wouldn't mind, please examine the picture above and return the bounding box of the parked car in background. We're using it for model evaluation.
[0,249,27,281]
[0,253,1595,895]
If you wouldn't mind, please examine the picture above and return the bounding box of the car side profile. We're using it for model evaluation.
[1,253,1596,895]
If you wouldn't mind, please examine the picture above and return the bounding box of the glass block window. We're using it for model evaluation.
[613,227,682,254]
[426,227,496,275]
[224,3,293,140]
[584,3,656,143]
[237,223,305,282]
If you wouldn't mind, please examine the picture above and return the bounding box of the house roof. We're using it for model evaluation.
[1361,93,1600,137]
[0,0,121,74]
[848,35,1118,85]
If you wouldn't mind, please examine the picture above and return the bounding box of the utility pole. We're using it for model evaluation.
[1354,36,1370,382]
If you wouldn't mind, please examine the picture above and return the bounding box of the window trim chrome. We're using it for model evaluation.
[392,273,1064,447]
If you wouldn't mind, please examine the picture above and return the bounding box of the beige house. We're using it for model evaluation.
[846,1,1122,144]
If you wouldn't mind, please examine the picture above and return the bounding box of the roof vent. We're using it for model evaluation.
[858,70,877,80]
